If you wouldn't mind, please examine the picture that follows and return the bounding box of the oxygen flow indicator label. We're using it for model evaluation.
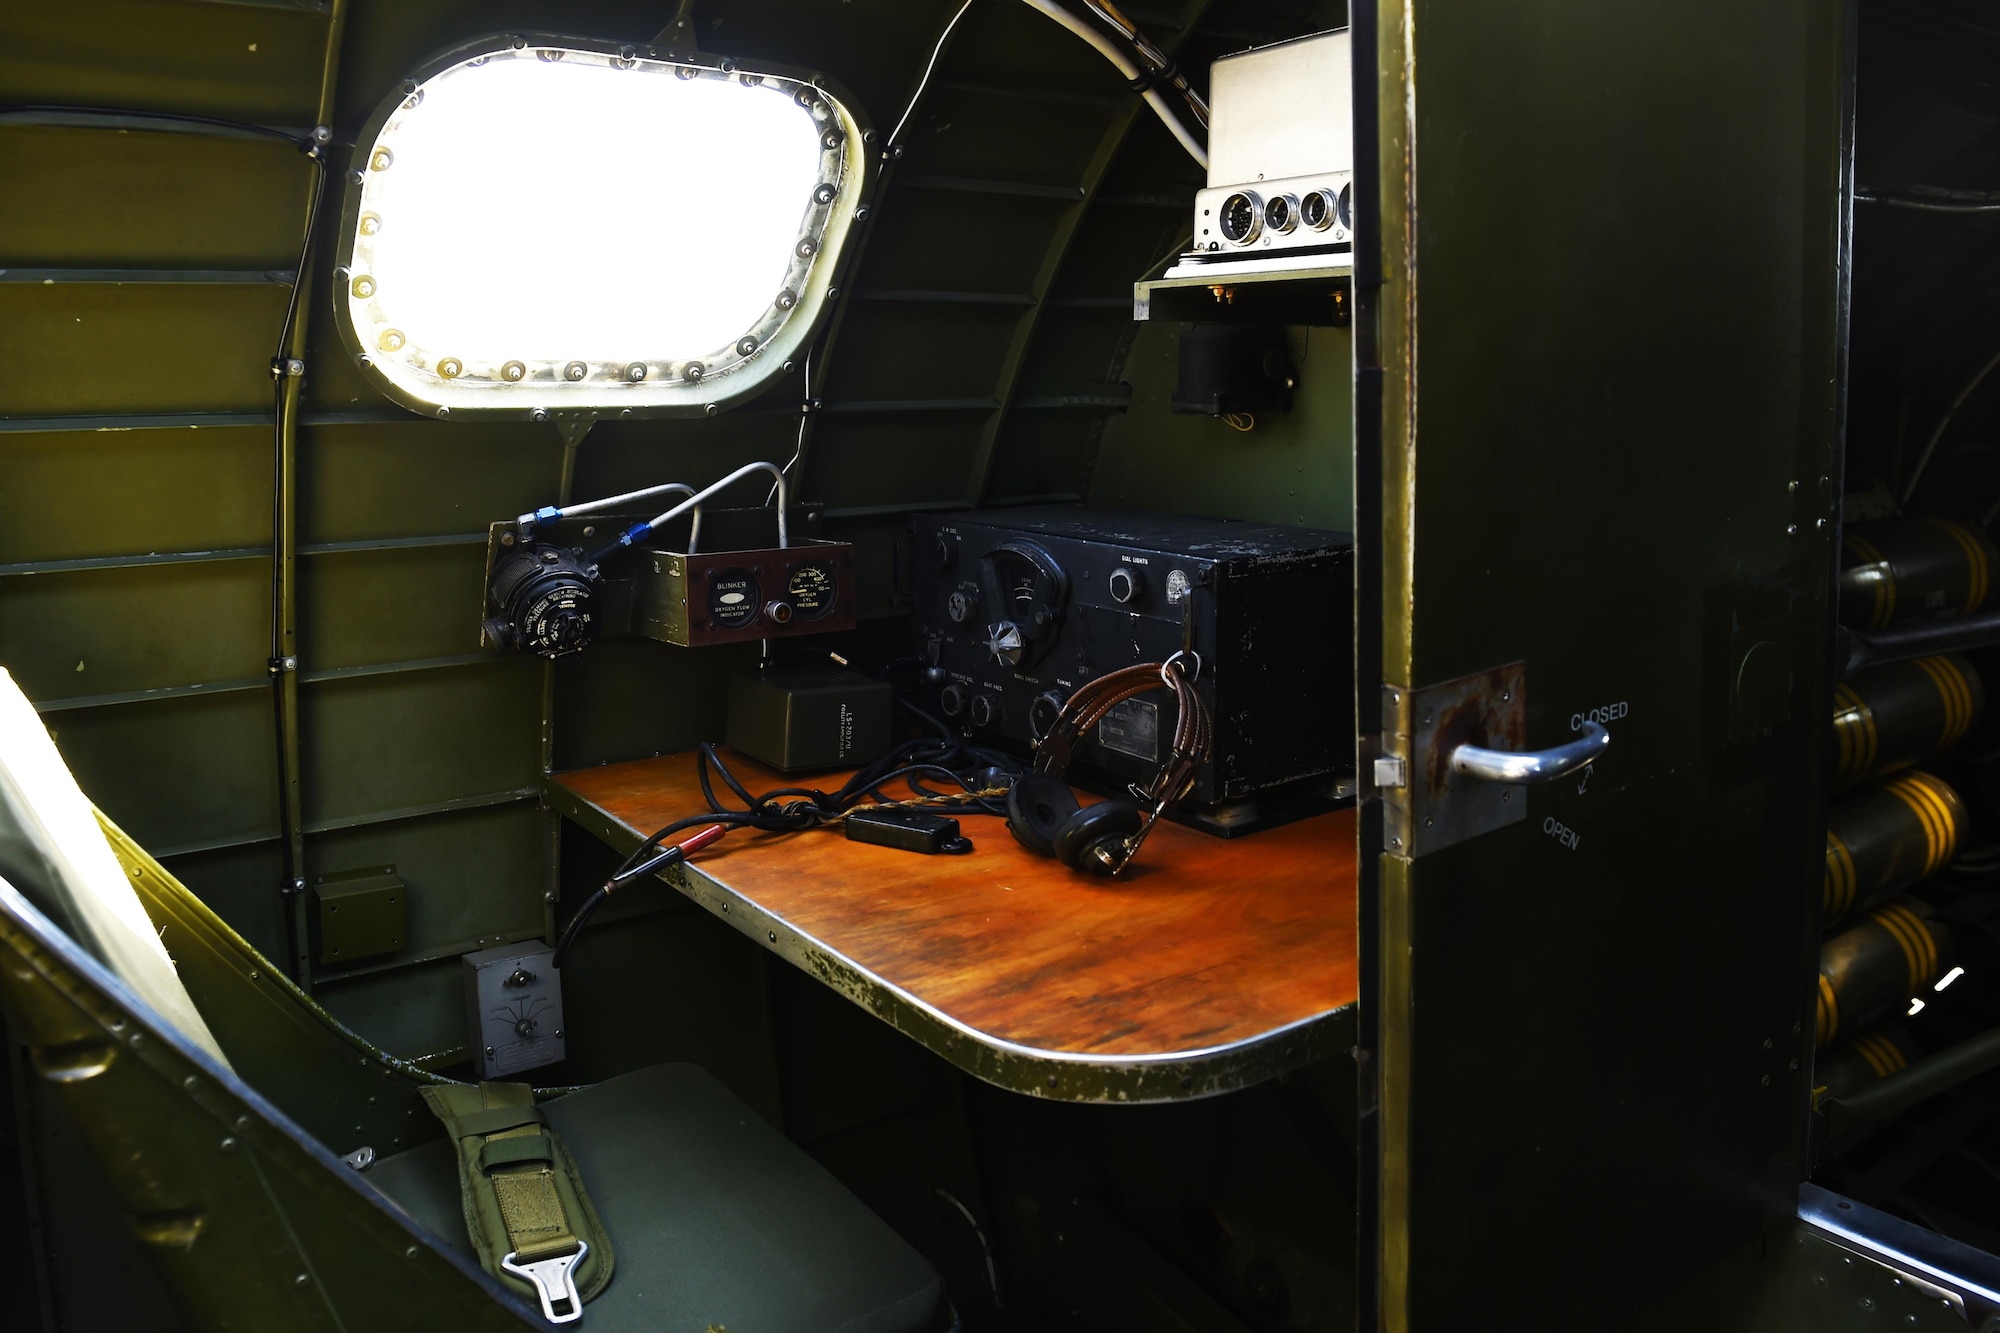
[708,568,760,628]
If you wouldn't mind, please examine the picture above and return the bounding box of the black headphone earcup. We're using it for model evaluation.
[1007,774,1081,858]
[1053,800,1145,876]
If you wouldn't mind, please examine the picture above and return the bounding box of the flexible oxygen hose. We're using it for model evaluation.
[585,460,789,565]
[1016,0,1200,169]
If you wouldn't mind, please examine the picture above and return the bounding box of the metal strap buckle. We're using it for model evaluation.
[501,1240,587,1324]
[1160,649,1201,684]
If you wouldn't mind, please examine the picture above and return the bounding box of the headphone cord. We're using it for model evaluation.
[554,739,1022,965]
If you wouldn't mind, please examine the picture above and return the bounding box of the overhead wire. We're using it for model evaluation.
[1014,0,1208,167]
[887,0,978,149]
[1858,186,2000,214]
[878,0,1208,168]
[769,343,814,504]
[1902,345,2000,505]
[0,103,323,148]
[1082,0,1208,125]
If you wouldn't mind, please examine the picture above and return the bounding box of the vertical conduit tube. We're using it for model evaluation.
[271,0,349,989]
[539,423,592,947]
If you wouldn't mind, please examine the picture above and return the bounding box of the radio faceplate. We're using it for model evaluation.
[908,506,1355,833]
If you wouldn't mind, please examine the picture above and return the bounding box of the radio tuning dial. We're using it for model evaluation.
[939,683,967,718]
[969,694,997,729]
[1108,567,1143,605]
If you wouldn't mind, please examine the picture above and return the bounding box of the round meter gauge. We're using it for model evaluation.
[707,567,761,629]
[786,562,837,619]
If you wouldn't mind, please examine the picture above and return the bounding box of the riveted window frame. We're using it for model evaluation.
[331,32,875,422]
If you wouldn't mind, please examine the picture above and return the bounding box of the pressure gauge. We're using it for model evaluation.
[786,561,837,618]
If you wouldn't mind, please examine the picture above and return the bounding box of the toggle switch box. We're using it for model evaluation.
[463,943,566,1078]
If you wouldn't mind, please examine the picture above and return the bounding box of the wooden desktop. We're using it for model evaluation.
[546,750,1358,1101]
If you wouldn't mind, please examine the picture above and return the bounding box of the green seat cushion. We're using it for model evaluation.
[367,1063,948,1332]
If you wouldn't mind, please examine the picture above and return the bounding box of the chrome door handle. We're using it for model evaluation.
[1450,721,1609,785]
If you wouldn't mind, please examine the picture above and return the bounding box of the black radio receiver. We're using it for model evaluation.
[908,506,1354,834]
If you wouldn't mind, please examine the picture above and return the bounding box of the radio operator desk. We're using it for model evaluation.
[545,750,1358,1102]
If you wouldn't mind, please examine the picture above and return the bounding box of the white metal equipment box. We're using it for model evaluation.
[1193,29,1354,257]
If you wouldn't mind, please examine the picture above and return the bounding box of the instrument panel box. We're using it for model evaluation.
[478,506,855,654]
[909,506,1355,831]
[631,537,857,647]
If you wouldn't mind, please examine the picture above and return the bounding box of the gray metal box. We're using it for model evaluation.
[1194,30,1354,258]
[462,943,565,1079]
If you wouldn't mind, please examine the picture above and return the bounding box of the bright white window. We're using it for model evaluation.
[336,36,870,418]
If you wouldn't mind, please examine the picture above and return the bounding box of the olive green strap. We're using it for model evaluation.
[478,1082,579,1264]
[418,1081,616,1311]
[453,1103,547,1137]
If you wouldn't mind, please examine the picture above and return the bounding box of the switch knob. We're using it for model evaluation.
[947,590,975,623]
[969,694,998,728]
[984,621,1025,666]
[1030,690,1066,740]
[939,683,967,718]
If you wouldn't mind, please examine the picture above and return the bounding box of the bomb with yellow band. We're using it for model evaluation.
[1815,896,1952,1049]
[1815,1023,1920,1102]
[1841,517,1999,630]
[1823,770,1966,930]
[1832,654,1985,790]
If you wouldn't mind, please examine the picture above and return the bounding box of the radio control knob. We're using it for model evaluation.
[947,590,975,623]
[1030,690,1066,740]
[1108,567,1143,604]
[969,694,998,729]
[934,534,959,568]
[939,683,967,718]
[984,621,1025,666]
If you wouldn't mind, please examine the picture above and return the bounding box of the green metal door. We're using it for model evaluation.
[1352,2,1850,1328]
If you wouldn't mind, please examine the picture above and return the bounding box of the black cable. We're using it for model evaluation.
[554,823,728,968]
[1,103,320,148]
[558,696,1030,959]
[625,738,1015,877]
[1858,187,2000,214]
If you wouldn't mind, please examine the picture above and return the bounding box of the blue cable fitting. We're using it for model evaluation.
[618,521,651,548]
[534,506,563,524]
